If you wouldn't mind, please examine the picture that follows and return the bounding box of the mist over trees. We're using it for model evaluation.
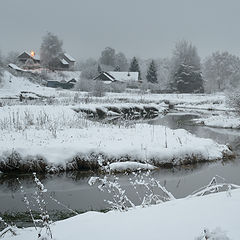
[170,40,203,93]
[40,32,63,68]
[99,47,129,71]
[0,51,3,85]
[1,34,240,94]
[203,51,240,92]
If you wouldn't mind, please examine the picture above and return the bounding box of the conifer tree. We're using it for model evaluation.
[129,57,141,80]
[146,60,158,83]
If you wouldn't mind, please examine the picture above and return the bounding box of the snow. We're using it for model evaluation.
[63,53,75,62]
[60,59,69,65]
[0,71,55,98]
[108,71,139,82]
[195,114,240,129]
[8,188,240,240]
[108,162,156,172]
[0,105,233,172]
[8,63,26,72]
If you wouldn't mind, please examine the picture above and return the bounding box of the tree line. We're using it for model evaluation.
[1,32,240,93]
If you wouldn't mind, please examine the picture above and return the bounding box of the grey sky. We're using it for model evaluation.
[1,0,240,61]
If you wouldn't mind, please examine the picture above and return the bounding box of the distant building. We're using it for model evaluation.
[51,53,76,70]
[17,51,40,65]
[17,51,75,70]
[93,71,139,83]
[47,79,77,89]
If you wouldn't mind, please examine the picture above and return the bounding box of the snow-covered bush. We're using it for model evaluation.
[195,227,230,240]
[92,80,106,97]
[75,78,94,92]
[227,89,240,115]
[89,170,175,211]
[88,175,135,211]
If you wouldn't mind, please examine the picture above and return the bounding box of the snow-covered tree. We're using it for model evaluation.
[203,51,240,92]
[170,40,203,93]
[114,52,128,71]
[80,58,98,80]
[129,57,141,80]
[4,51,19,65]
[99,47,115,67]
[146,60,158,83]
[40,32,63,68]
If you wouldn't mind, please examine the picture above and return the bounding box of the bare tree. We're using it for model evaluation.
[5,51,19,65]
[114,52,128,71]
[203,51,240,92]
[79,58,99,80]
[0,51,4,86]
[99,47,115,67]
[40,32,63,68]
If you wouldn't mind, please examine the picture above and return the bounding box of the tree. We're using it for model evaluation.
[99,47,115,67]
[114,52,128,71]
[203,51,240,92]
[80,58,98,80]
[146,60,158,83]
[5,51,19,65]
[114,65,121,71]
[40,32,63,68]
[170,40,203,93]
[97,64,102,73]
[0,51,4,86]
[129,57,141,80]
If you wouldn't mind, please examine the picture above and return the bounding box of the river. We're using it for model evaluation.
[0,111,239,228]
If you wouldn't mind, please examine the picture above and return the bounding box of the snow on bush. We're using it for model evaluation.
[195,227,230,240]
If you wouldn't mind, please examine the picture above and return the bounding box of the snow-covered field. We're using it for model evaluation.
[0,105,234,172]
[194,114,240,129]
[0,71,237,172]
[7,188,240,240]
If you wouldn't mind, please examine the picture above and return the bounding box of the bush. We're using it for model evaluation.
[92,81,106,97]
[75,78,94,92]
[227,89,240,115]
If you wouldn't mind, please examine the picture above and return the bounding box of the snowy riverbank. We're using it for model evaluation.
[7,188,240,240]
[0,106,234,173]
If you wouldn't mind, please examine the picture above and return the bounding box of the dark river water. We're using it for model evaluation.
[0,111,239,228]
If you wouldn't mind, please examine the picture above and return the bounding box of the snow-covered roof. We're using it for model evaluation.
[18,51,40,61]
[63,53,75,62]
[108,71,139,82]
[8,63,26,72]
[60,59,69,65]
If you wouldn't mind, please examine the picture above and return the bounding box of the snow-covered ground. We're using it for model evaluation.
[194,114,240,129]
[0,71,55,99]
[0,105,233,172]
[7,188,240,240]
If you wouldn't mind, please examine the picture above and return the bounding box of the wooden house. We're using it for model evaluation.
[93,71,139,83]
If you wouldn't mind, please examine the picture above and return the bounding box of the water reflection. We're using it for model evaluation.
[0,112,239,227]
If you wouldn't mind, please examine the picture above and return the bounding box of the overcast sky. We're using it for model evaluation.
[1,0,240,60]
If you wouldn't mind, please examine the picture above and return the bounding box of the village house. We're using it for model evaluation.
[17,51,40,67]
[17,51,75,70]
[93,71,139,83]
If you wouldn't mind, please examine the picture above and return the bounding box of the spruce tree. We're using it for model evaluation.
[170,40,204,93]
[146,60,158,83]
[129,57,141,80]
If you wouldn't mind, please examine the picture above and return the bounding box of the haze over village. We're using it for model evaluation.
[0,1,240,240]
